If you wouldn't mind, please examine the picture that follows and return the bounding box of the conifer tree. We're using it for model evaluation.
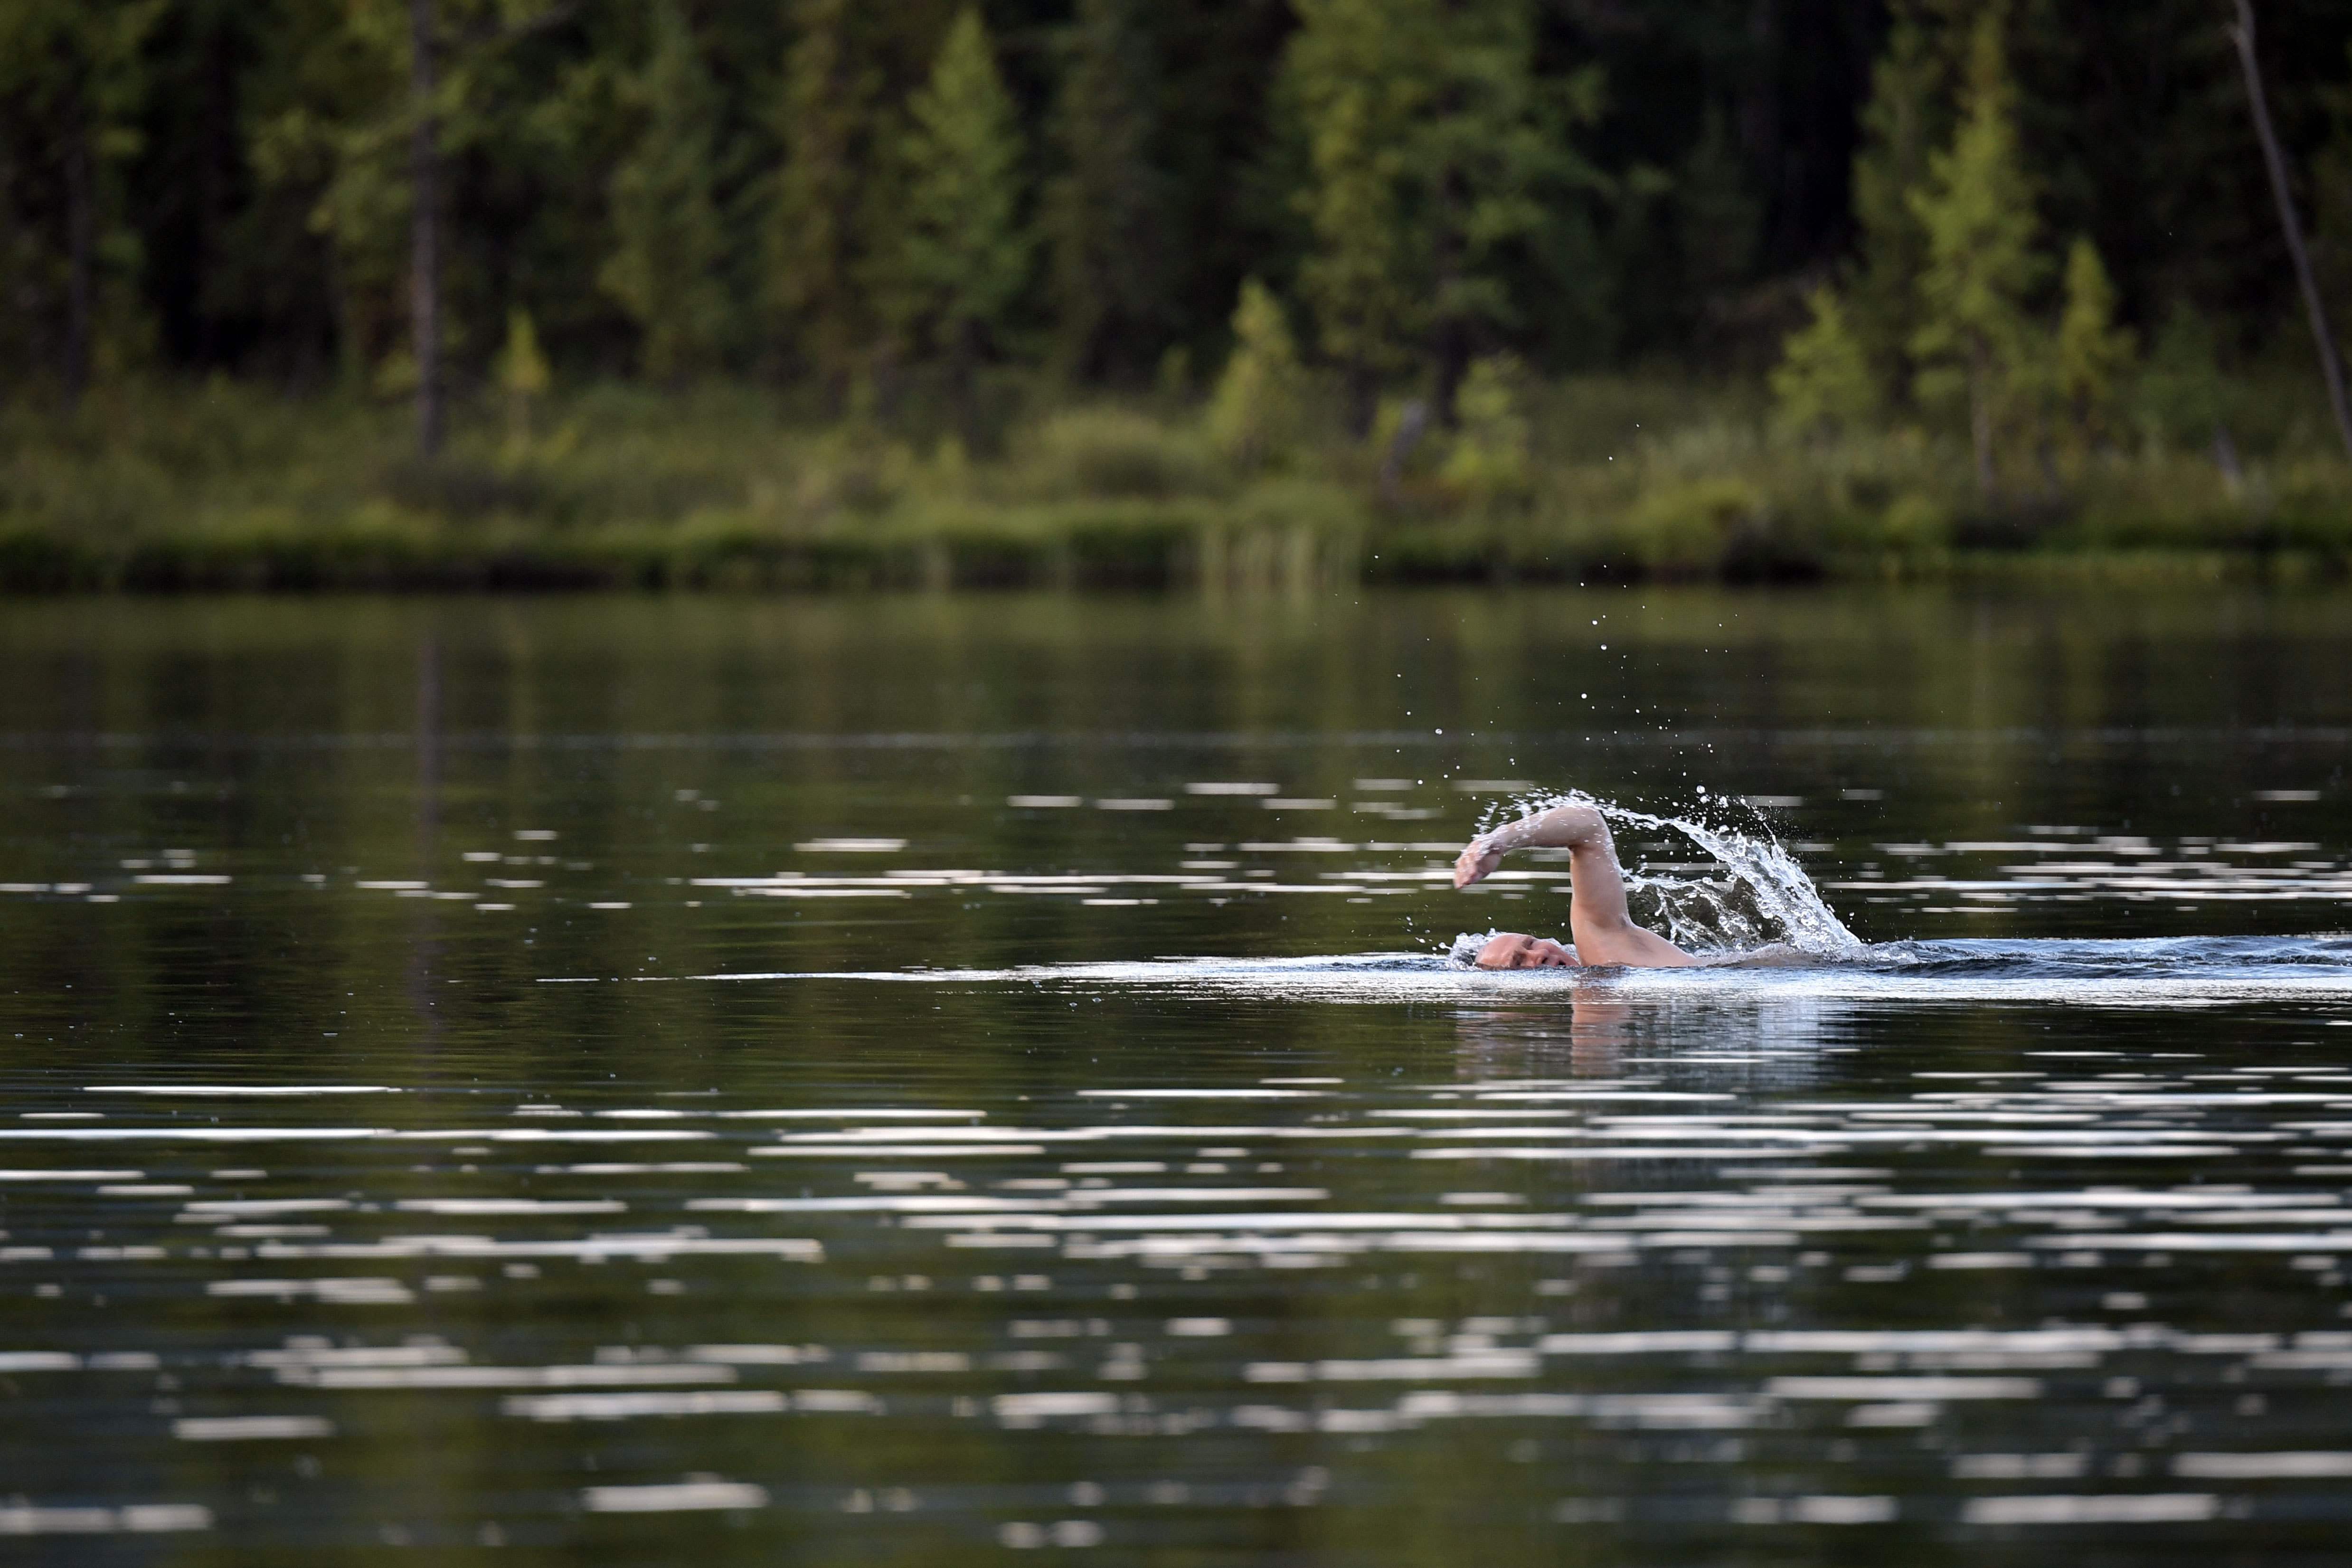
[1439,353,1531,503]
[1286,0,1572,433]
[1677,104,1762,305]
[600,0,729,383]
[2138,304,2241,476]
[894,9,1031,406]
[1771,286,1877,437]
[768,0,881,393]
[1285,0,1428,438]
[1048,0,1170,382]
[2055,237,2134,446]
[1909,9,2041,495]
[1205,277,1304,468]
[496,305,550,457]
[0,0,160,405]
[1846,3,1951,402]
[1415,0,1565,425]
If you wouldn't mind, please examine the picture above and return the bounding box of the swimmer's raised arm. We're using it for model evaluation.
[1454,802,1693,968]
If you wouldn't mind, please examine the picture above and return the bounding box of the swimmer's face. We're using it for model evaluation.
[1473,933,1579,970]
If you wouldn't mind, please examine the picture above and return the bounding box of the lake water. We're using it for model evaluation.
[4,586,2352,1565]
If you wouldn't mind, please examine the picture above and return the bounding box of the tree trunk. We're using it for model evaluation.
[409,0,444,459]
[62,80,93,408]
[2231,0,2352,464]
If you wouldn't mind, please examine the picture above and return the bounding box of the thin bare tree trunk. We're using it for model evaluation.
[409,0,444,458]
[2231,0,2352,463]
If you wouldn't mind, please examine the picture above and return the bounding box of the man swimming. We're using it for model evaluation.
[1452,799,1695,969]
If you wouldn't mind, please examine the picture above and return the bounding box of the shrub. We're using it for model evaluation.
[1205,279,1305,469]
[1011,408,1228,501]
[1440,355,1533,506]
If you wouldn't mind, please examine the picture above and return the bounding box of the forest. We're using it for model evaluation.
[8,0,2352,589]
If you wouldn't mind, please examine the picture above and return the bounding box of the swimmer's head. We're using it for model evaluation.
[1472,932,1579,970]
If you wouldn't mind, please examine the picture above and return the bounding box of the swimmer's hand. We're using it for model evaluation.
[1452,802,1607,888]
[1452,835,1507,888]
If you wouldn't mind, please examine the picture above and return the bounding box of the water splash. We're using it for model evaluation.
[1486,791,1865,959]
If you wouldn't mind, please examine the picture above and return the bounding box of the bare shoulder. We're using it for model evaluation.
[1577,924,1696,968]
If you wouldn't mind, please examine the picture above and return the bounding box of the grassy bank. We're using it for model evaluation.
[5,375,2351,592]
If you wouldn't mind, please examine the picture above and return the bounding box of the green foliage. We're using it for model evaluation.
[1771,288,1877,437]
[1011,408,1227,501]
[20,0,2352,570]
[600,0,730,382]
[1908,9,2042,490]
[1284,0,1587,424]
[2055,238,2135,443]
[892,9,1031,365]
[1439,355,1531,503]
[767,0,886,388]
[496,308,550,455]
[1204,278,1305,468]
[0,0,165,390]
[2137,306,2241,452]
[1676,105,1761,302]
[1622,477,1771,574]
[11,371,2352,593]
[1284,0,1428,406]
[1409,0,1580,411]
[1846,5,1950,400]
[1048,0,1171,380]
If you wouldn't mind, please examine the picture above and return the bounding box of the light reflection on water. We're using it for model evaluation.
[5,589,2352,1563]
[13,1031,2352,1554]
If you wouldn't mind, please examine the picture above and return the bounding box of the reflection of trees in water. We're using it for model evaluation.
[1450,987,1845,1091]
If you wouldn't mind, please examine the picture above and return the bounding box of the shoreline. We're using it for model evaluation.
[1,528,2338,595]
[10,380,2350,595]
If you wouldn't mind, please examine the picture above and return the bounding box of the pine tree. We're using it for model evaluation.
[894,9,1030,407]
[1677,103,1762,306]
[2055,237,2134,445]
[1909,8,2041,495]
[0,0,160,404]
[1439,353,1530,503]
[1846,3,1952,402]
[768,0,881,392]
[496,305,550,456]
[1415,0,1567,425]
[1771,286,1877,437]
[600,0,729,383]
[1285,0,1428,437]
[1048,0,1170,382]
[1286,0,1576,434]
[2138,304,2241,476]
[1204,276,1304,468]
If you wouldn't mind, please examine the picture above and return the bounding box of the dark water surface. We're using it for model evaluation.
[5,586,2352,1565]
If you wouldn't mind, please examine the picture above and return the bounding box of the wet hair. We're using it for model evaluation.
[1451,931,1578,969]
[1448,930,1504,966]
